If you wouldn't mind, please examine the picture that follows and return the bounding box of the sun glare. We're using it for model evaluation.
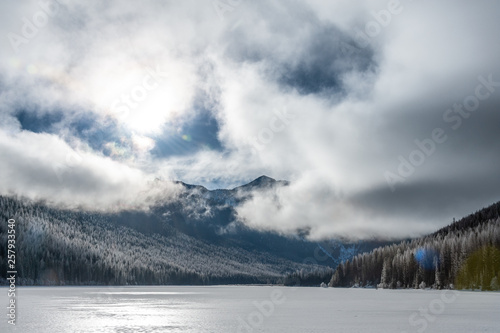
[110,78,190,134]
[87,57,195,135]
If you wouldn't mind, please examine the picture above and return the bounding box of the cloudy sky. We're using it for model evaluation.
[1,0,499,240]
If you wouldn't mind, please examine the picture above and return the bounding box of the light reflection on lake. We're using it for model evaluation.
[1,286,499,332]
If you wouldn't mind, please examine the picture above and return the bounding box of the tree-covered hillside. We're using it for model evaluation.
[0,196,331,285]
[329,202,500,290]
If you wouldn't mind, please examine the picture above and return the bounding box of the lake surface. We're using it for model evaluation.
[1,286,499,332]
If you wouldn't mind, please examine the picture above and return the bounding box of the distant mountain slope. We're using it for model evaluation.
[135,176,381,266]
[0,176,381,286]
[0,195,328,285]
[329,201,500,290]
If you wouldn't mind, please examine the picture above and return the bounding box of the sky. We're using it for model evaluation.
[1,0,499,240]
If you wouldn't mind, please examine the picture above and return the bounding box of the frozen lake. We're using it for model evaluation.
[1,286,499,332]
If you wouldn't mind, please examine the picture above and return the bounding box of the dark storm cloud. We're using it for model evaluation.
[224,2,376,96]
[352,176,500,225]
[275,28,375,95]
[375,81,500,184]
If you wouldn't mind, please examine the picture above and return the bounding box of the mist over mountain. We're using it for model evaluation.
[0,176,384,286]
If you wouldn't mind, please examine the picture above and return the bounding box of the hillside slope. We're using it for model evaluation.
[0,195,329,285]
[329,201,500,290]
[0,176,382,285]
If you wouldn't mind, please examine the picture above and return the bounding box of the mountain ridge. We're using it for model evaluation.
[0,175,380,286]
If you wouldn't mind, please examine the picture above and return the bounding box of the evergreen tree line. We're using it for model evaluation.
[0,196,329,286]
[329,203,500,290]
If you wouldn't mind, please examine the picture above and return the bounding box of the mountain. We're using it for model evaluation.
[329,201,500,290]
[0,176,382,286]
[235,175,289,190]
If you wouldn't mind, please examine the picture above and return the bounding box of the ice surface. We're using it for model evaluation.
[1,286,499,332]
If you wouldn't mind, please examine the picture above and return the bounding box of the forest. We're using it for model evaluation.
[0,196,329,286]
[2,194,499,289]
[329,202,500,290]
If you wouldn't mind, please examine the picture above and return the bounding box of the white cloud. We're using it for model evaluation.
[0,0,499,239]
[0,129,182,210]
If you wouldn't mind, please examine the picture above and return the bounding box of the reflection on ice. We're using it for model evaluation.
[85,291,205,295]
[1,286,498,333]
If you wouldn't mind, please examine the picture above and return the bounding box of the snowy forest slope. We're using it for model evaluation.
[329,202,500,290]
[0,195,330,285]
